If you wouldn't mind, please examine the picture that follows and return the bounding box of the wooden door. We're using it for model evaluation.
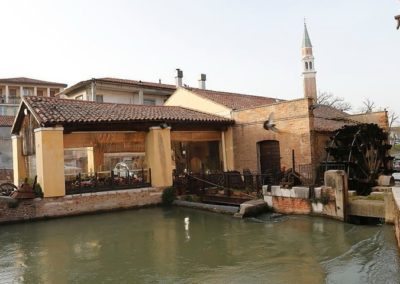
[258,140,281,174]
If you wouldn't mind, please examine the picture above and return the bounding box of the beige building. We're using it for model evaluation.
[0,77,67,182]
[58,77,176,105]
[0,77,67,110]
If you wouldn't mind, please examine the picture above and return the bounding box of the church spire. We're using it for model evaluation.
[302,22,312,48]
[302,21,317,102]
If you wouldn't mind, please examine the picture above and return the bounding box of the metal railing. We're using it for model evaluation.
[173,170,280,196]
[65,168,151,195]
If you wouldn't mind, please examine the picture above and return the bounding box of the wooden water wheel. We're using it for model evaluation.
[323,124,393,195]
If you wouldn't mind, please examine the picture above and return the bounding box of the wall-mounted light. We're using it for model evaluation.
[23,108,28,116]
[160,122,169,129]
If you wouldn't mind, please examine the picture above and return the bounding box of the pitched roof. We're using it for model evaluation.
[0,115,14,127]
[0,77,67,87]
[14,96,233,132]
[313,105,354,132]
[186,87,281,110]
[60,77,176,96]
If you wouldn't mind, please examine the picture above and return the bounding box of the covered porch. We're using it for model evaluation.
[11,96,234,198]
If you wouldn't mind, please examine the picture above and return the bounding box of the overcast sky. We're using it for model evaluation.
[1,0,399,122]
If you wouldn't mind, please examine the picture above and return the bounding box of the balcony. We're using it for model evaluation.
[0,95,21,105]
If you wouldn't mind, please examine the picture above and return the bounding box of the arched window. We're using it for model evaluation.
[309,62,313,70]
[305,62,308,70]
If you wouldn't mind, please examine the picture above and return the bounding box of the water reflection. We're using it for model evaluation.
[0,208,399,283]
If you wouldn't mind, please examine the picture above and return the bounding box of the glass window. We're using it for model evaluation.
[103,152,146,172]
[172,141,221,174]
[64,148,89,177]
[24,88,34,96]
[305,62,308,70]
[9,89,17,97]
[96,95,104,103]
[309,62,313,69]
[143,99,156,105]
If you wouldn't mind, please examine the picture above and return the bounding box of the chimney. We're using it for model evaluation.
[198,73,206,89]
[175,68,183,87]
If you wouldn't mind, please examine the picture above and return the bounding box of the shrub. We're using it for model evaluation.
[161,187,176,206]
[34,184,44,198]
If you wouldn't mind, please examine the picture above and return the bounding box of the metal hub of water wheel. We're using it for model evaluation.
[323,124,393,195]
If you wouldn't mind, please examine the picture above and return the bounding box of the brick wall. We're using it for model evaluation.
[0,187,162,224]
[272,196,312,214]
[232,98,313,172]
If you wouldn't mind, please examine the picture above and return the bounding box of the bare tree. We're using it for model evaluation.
[389,111,399,129]
[359,98,376,113]
[316,91,352,112]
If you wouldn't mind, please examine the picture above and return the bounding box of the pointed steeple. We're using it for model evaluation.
[302,23,312,48]
[301,21,317,102]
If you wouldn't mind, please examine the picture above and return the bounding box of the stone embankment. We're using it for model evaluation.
[0,187,162,224]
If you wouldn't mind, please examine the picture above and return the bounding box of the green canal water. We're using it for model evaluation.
[1,207,399,284]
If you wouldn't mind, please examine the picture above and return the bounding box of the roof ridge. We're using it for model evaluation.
[99,77,176,87]
[26,95,175,108]
[186,87,281,101]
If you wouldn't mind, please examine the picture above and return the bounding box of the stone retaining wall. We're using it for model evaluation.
[392,187,400,249]
[0,187,162,224]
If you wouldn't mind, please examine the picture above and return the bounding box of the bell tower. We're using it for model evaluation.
[302,22,317,102]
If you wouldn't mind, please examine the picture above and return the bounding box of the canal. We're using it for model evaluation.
[1,207,399,283]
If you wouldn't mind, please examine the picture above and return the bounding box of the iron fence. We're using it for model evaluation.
[65,168,151,195]
[173,164,317,195]
[173,171,281,195]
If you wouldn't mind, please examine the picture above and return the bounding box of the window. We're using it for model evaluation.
[96,95,104,103]
[24,88,33,96]
[143,99,156,106]
[305,62,309,70]
[9,89,17,97]
[50,89,57,97]
[309,62,313,70]
[37,90,44,97]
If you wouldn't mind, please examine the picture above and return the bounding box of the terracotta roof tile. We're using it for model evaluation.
[0,77,67,87]
[0,115,14,127]
[23,96,233,127]
[186,87,282,110]
[313,105,354,132]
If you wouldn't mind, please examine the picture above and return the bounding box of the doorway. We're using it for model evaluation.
[258,140,281,175]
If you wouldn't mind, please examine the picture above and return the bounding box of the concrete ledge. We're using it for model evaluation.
[393,187,400,208]
[348,199,385,218]
[173,200,238,214]
[235,199,270,218]
[271,186,309,198]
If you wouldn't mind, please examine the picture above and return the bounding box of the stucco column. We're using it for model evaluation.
[138,89,144,104]
[87,147,95,174]
[12,135,27,186]
[145,127,172,187]
[33,86,37,96]
[5,85,9,103]
[20,86,24,97]
[47,88,51,97]
[223,127,235,171]
[35,127,65,197]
